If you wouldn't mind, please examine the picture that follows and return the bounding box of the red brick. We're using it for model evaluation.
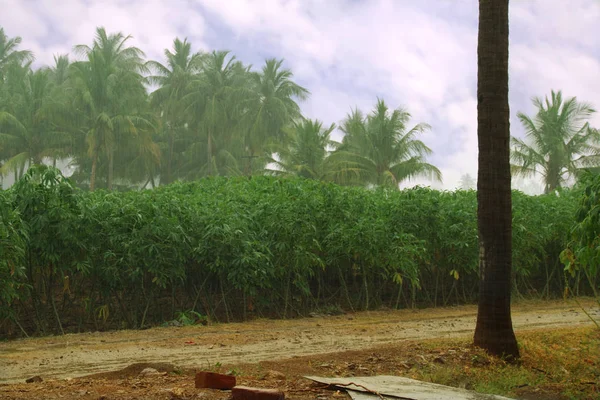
[232,386,284,400]
[194,371,236,389]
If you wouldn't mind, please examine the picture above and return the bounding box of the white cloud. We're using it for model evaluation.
[0,0,209,66]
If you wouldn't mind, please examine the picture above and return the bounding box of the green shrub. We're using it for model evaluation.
[0,171,580,337]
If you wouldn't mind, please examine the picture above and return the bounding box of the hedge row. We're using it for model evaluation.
[0,166,586,337]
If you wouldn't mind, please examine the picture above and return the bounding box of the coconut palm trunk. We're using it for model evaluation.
[107,148,115,190]
[90,148,99,191]
[166,129,174,185]
[473,0,519,358]
[207,132,213,176]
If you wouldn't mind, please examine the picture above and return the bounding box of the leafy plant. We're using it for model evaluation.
[0,174,582,337]
[175,310,207,326]
[561,171,600,328]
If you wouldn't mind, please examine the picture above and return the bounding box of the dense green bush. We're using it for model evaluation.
[561,172,600,300]
[0,167,581,337]
[0,188,27,331]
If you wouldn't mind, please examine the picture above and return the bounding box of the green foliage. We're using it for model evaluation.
[561,171,600,301]
[10,165,81,334]
[174,310,207,326]
[0,188,27,320]
[266,118,338,181]
[331,99,441,188]
[1,26,443,192]
[0,171,581,337]
[512,90,600,194]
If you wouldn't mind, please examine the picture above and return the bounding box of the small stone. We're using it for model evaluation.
[433,356,445,364]
[139,367,160,377]
[26,376,43,383]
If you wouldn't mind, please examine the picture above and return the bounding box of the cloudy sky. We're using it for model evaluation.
[1,0,599,190]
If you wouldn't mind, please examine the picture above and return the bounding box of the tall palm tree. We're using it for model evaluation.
[511,90,600,193]
[49,54,71,86]
[240,58,309,174]
[458,173,476,190]
[0,27,34,82]
[182,50,248,178]
[332,99,441,188]
[147,37,204,185]
[70,27,154,190]
[265,118,337,180]
[0,67,70,178]
[474,0,519,359]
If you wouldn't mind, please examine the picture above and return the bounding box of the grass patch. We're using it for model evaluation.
[235,326,600,400]
[409,327,599,399]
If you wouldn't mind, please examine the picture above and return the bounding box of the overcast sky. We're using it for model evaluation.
[1,0,599,190]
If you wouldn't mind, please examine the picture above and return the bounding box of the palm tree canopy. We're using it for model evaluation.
[266,118,337,180]
[0,28,34,82]
[0,66,71,176]
[332,98,441,188]
[179,50,249,178]
[241,58,309,163]
[69,27,155,190]
[511,90,600,193]
[146,38,205,185]
[147,37,204,109]
[0,25,445,192]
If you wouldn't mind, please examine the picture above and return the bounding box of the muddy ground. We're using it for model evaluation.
[1,299,598,399]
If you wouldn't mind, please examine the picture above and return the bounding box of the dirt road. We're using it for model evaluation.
[1,299,598,384]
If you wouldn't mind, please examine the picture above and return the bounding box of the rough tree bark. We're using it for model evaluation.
[474,0,520,359]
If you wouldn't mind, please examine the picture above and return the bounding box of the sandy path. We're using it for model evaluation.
[1,299,598,384]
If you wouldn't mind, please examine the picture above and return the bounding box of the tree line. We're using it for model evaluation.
[1,26,599,192]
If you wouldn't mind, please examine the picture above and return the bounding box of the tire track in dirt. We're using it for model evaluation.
[1,300,597,384]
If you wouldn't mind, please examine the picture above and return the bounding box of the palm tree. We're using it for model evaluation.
[265,118,337,180]
[147,37,204,185]
[458,173,477,190]
[70,27,154,190]
[0,67,70,178]
[240,58,309,174]
[46,55,79,169]
[182,50,248,178]
[0,28,33,133]
[49,54,71,86]
[331,99,441,188]
[0,27,34,82]
[473,0,519,359]
[511,90,600,194]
